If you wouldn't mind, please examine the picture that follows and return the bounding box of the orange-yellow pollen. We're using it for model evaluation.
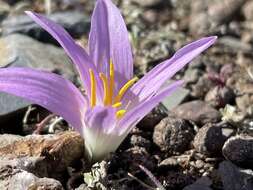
[109,60,114,105]
[99,73,110,105]
[112,102,122,108]
[116,110,126,119]
[90,61,138,119]
[114,77,138,103]
[89,69,96,107]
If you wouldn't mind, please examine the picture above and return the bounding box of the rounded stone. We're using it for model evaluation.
[172,100,221,126]
[222,135,253,168]
[130,135,151,150]
[153,116,195,154]
[193,123,235,156]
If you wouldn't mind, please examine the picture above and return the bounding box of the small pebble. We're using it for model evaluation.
[193,123,235,156]
[222,135,253,168]
[153,116,195,154]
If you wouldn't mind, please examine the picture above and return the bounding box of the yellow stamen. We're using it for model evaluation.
[112,102,122,108]
[99,73,110,105]
[109,60,114,105]
[114,77,138,103]
[116,109,126,119]
[89,69,96,107]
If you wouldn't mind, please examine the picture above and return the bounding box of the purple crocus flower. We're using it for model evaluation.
[0,0,216,162]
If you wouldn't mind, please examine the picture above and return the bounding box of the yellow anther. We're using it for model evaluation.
[89,69,96,107]
[116,109,126,119]
[109,60,114,105]
[99,73,110,105]
[114,77,138,103]
[112,102,122,108]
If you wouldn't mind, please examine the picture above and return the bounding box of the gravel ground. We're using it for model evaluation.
[0,0,253,189]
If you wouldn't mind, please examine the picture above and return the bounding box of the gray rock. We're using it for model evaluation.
[130,0,164,8]
[158,157,179,170]
[222,135,253,168]
[189,0,247,36]
[0,34,76,118]
[236,94,253,114]
[189,7,215,36]
[0,165,64,190]
[158,154,191,171]
[28,177,64,190]
[161,85,190,111]
[243,1,253,21]
[218,161,253,190]
[130,135,151,150]
[137,106,167,130]
[121,146,156,173]
[1,11,90,44]
[0,132,84,181]
[172,100,221,126]
[205,86,235,108]
[192,76,213,98]
[183,177,212,190]
[75,184,88,190]
[4,0,22,5]
[153,116,194,154]
[218,37,252,54]
[183,183,212,190]
[208,0,247,25]
[0,157,63,190]
[0,134,22,148]
[183,68,202,84]
[193,123,235,156]
[0,1,10,22]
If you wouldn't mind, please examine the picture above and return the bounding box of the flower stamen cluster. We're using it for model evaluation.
[89,61,138,119]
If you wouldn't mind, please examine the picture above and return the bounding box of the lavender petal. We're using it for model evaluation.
[25,11,103,101]
[89,0,133,91]
[131,36,217,102]
[118,80,183,135]
[0,67,87,133]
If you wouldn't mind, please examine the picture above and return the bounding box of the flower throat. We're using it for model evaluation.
[89,61,138,118]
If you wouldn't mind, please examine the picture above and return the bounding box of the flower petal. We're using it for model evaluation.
[0,67,87,133]
[25,11,103,101]
[85,106,116,133]
[131,36,217,102]
[89,0,133,90]
[118,80,183,135]
[83,106,125,162]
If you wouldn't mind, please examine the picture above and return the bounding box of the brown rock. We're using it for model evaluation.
[192,76,213,98]
[218,161,253,190]
[205,86,235,108]
[172,100,221,126]
[121,147,156,173]
[193,123,235,156]
[236,94,253,114]
[137,107,167,130]
[0,164,63,190]
[0,131,84,180]
[190,0,247,35]
[130,0,164,7]
[243,1,253,21]
[153,116,194,154]
[222,135,253,168]
[208,0,247,25]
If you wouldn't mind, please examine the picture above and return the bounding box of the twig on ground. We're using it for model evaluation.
[127,172,156,190]
[33,114,55,134]
[44,0,52,15]
[247,68,253,80]
[48,116,63,133]
[23,106,36,125]
[139,165,166,190]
